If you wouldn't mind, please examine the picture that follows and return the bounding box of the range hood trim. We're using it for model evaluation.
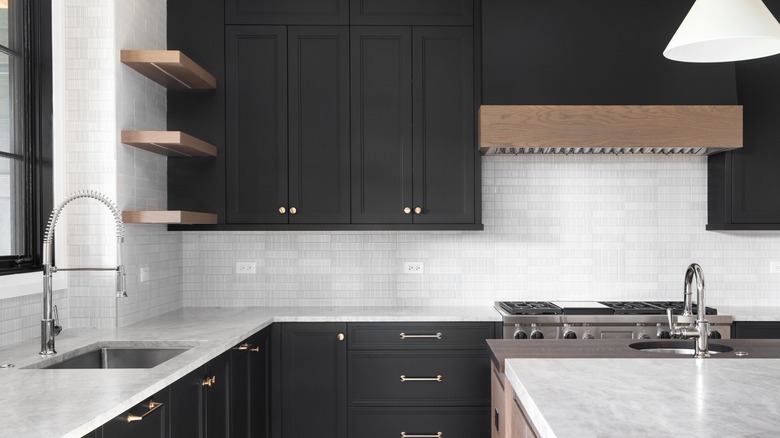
[479,105,743,156]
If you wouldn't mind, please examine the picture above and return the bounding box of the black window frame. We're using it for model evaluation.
[0,0,52,275]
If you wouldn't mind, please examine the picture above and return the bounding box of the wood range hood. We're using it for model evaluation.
[479,105,743,155]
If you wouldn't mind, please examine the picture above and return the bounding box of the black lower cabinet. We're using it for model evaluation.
[169,352,232,438]
[732,322,780,339]
[232,327,271,438]
[277,322,348,438]
[102,389,170,438]
[350,407,490,438]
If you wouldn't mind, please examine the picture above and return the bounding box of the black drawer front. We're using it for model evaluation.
[349,351,489,406]
[350,407,490,438]
[348,322,494,350]
[350,0,474,25]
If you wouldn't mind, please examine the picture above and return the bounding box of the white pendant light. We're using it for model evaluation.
[664,0,780,63]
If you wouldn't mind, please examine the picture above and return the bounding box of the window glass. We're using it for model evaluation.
[0,52,11,154]
[0,156,22,257]
[0,0,9,48]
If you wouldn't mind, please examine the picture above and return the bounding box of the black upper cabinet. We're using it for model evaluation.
[481,0,737,105]
[226,0,348,25]
[280,323,347,438]
[227,26,350,224]
[351,0,473,25]
[351,26,476,224]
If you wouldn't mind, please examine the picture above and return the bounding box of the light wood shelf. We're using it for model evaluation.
[122,211,218,225]
[120,50,216,89]
[121,131,217,157]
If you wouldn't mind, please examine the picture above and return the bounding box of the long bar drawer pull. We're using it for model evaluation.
[235,342,252,350]
[400,374,442,382]
[399,332,442,340]
[400,433,442,438]
[126,400,163,423]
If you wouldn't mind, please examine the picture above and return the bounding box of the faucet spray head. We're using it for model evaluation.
[116,265,127,298]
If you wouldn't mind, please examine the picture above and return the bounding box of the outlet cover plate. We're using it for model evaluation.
[403,262,424,274]
[236,261,257,274]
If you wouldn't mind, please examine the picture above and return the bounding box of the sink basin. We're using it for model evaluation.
[630,341,734,355]
[27,343,192,369]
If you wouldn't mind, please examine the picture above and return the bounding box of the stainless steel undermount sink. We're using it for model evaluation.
[630,340,734,355]
[26,343,193,369]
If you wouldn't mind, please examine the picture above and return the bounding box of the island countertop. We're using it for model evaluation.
[504,357,780,437]
[0,305,499,438]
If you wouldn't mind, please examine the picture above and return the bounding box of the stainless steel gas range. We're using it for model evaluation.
[497,301,734,340]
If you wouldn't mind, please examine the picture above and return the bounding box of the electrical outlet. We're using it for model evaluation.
[139,266,149,283]
[236,261,257,274]
[770,261,780,274]
[403,262,424,274]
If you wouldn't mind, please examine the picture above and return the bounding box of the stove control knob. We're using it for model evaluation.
[582,333,595,340]
[513,330,528,340]
[530,331,544,340]
[708,331,722,339]
[658,331,672,339]
[637,333,651,340]
[563,331,577,339]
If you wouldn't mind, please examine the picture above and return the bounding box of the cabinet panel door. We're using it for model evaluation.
[226,0,348,25]
[350,27,413,224]
[281,323,347,438]
[232,329,271,438]
[412,27,475,224]
[170,367,205,438]
[102,390,169,438]
[351,0,473,25]
[731,56,780,224]
[349,407,490,438]
[288,26,350,224]
[226,26,288,224]
[205,352,232,438]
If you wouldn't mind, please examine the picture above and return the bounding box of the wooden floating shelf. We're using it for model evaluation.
[122,211,218,225]
[479,105,743,155]
[121,131,217,157]
[120,50,216,89]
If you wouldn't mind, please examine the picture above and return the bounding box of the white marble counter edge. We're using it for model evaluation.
[18,306,501,438]
[504,359,556,438]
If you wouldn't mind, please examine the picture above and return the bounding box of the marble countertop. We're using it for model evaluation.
[0,305,499,438]
[505,357,780,437]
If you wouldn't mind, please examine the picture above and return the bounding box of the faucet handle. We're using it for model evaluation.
[666,308,674,331]
[53,305,62,337]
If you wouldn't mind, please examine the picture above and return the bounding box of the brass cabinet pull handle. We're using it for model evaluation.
[401,433,442,438]
[279,206,286,214]
[235,342,251,351]
[289,207,297,215]
[414,206,422,214]
[126,400,163,423]
[337,333,345,341]
[403,207,411,214]
[250,346,261,352]
[400,375,442,382]
[400,332,442,340]
[202,376,216,387]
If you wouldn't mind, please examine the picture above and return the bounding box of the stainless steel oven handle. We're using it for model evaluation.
[401,433,442,438]
[399,332,442,340]
[400,374,442,382]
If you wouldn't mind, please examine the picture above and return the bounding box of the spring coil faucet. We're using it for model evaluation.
[41,190,127,356]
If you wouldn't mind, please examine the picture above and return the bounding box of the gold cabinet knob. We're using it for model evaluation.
[279,207,286,214]
[337,333,345,341]
[290,207,297,215]
[414,207,422,215]
[403,207,411,214]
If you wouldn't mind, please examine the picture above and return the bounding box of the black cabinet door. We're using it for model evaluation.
[205,352,232,438]
[280,323,347,438]
[102,390,169,438]
[226,26,288,224]
[412,27,475,224]
[288,26,350,224]
[350,27,413,224]
[226,0,348,25]
[232,328,271,438]
[351,0,473,25]
[170,367,205,438]
[733,322,780,339]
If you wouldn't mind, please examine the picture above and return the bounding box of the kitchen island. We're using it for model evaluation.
[488,339,780,437]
